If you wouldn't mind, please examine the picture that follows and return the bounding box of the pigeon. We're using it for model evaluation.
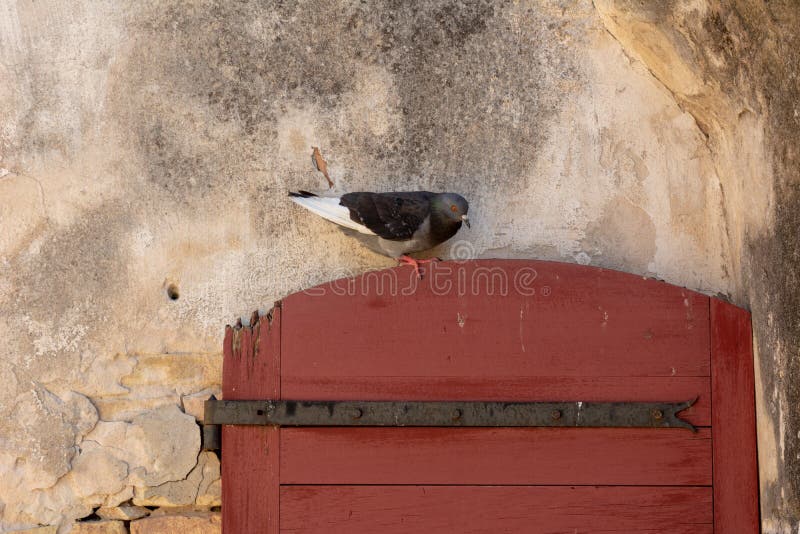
[289,190,470,277]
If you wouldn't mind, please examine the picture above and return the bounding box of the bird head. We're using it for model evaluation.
[435,193,470,228]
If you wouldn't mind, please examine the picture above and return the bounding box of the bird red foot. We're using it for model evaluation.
[397,255,441,279]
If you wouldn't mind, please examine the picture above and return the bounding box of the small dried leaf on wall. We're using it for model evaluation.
[311,146,334,189]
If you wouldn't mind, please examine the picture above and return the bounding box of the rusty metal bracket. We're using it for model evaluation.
[201,423,221,451]
[201,397,697,449]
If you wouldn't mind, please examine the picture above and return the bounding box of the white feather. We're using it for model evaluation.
[291,195,376,235]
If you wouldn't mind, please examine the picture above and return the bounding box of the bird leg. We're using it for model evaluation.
[397,255,441,279]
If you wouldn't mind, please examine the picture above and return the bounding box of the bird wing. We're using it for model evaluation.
[289,191,376,235]
[339,191,434,241]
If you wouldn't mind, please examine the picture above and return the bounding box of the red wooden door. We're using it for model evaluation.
[221,260,758,533]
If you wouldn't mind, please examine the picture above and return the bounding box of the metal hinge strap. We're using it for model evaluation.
[201,398,696,449]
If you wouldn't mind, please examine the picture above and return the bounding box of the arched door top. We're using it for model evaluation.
[220,259,757,534]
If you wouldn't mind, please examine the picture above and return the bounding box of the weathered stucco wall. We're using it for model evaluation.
[0,0,797,532]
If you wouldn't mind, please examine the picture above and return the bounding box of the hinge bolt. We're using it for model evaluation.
[551,410,561,420]
[451,408,462,421]
[651,409,664,420]
[352,408,363,419]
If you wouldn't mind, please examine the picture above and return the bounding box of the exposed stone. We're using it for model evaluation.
[91,355,222,422]
[194,453,221,508]
[64,449,129,501]
[90,396,183,424]
[181,389,220,423]
[130,512,221,534]
[9,527,57,534]
[147,507,213,517]
[82,405,200,487]
[133,452,219,507]
[96,505,150,521]
[0,390,100,527]
[1,390,98,494]
[101,487,134,509]
[195,478,221,509]
[121,354,221,400]
[70,521,128,534]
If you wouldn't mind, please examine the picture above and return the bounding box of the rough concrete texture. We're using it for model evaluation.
[0,0,797,531]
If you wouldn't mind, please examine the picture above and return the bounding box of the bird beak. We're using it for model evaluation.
[461,214,470,228]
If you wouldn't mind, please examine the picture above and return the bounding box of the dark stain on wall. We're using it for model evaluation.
[108,0,578,207]
[748,0,800,518]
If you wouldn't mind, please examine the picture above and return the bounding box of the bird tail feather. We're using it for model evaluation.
[288,190,317,198]
[288,191,375,235]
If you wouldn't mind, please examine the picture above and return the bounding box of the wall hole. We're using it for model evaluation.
[166,283,180,301]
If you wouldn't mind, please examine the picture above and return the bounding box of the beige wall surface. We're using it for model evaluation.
[0,0,798,532]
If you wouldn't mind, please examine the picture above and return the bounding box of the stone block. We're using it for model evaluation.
[122,354,221,398]
[180,389,220,423]
[130,512,221,534]
[70,520,128,534]
[82,405,200,487]
[96,504,150,521]
[133,452,219,507]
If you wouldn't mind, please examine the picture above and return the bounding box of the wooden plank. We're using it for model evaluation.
[222,309,282,534]
[281,260,710,379]
[711,299,759,533]
[223,309,281,400]
[280,485,713,533]
[222,426,279,533]
[282,375,711,426]
[281,427,711,486]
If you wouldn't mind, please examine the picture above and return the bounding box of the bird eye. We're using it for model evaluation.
[450,205,458,213]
